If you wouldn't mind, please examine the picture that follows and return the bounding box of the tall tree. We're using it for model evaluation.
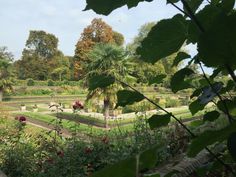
[0,47,14,101]
[74,18,125,79]
[48,51,71,81]
[85,43,130,128]
[127,22,179,84]
[24,30,58,59]
[113,31,125,46]
[15,30,67,80]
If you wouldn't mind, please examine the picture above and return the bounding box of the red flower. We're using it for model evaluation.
[73,105,77,110]
[73,100,84,110]
[15,116,26,123]
[19,116,26,122]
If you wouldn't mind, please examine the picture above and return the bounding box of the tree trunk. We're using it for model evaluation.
[0,89,3,102]
[103,98,110,129]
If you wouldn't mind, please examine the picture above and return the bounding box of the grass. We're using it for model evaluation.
[12,111,141,137]
[55,112,137,127]
[0,104,17,111]
[14,112,104,135]
[3,94,87,103]
[56,106,209,127]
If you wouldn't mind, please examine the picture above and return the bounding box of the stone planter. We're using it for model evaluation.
[109,110,118,117]
[33,108,38,112]
[117,109,122,115]
[20,106,26,111]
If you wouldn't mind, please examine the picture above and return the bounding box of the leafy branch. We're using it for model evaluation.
[117,79,236,175]
[167,0,234,125]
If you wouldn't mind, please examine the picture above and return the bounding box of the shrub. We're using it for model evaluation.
[165,97,180,108]
[26,78,35,86]
[156,98,166,107]
[48,79,54,86]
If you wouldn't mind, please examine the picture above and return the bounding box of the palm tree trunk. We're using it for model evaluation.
[0,89,3,102]
[104,98,110,128]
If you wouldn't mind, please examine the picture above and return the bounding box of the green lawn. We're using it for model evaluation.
[14,112,104,135]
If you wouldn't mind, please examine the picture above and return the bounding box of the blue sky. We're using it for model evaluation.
[0,0,191,59]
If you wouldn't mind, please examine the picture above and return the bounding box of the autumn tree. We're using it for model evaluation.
[113,31,125,46]
[74,18,124,79]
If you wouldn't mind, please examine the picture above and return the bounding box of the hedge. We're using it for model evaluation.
[55,112,136,128]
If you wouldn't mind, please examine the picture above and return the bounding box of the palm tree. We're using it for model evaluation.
[85,43,133,128]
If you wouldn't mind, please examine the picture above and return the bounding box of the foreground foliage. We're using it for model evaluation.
[84,0,236,176]
[0,115,185,177]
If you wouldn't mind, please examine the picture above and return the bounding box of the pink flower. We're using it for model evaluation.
[19,116,26,122]
[15,116,27,123]
[73,100,84,110]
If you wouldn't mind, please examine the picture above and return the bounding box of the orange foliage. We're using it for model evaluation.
[74,18,117,79]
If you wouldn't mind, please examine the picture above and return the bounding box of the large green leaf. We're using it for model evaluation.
[148,114,171,130]
[172,52,191,67]
[116,90,145,108]
[198,12,236,68]
[190,88,202,99]
[139,146,159,170]
[84,0,153,15]
[187,5,222,44]
[91,157,136,177]
[220,80,235,94]
[217,99,236,116]
[203,110,220,122]
[189,99,206,115]
[137,14,188,63]
[227,132,236,161]
[148,74,167,85]
[88,74,115,90]
[220,0,235,13]
[188,121,236,157]
[167,0,179,3]
[184,0,204,13]
[170,68,194,93]
[91,146,159,177]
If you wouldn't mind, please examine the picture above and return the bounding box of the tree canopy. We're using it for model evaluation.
[0,47,14,101]
[127,22,179,84]
[74,18,125,80]
[15,31,71,80]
